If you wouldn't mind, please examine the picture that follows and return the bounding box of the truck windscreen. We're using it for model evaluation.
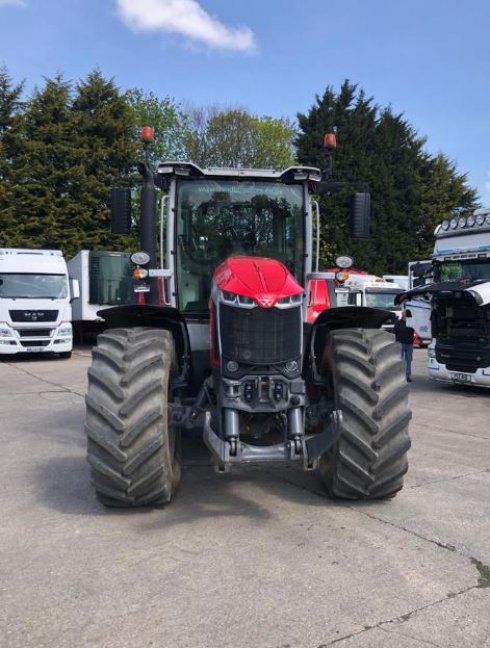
[434,259,490,282]
[0,273,67,299]
[364,290,402,310]
[176,180,304,313]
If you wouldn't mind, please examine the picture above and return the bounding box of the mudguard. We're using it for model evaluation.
[303,306,393,381]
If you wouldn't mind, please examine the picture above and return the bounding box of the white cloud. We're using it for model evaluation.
[116,0,256,53]
[0,0,27,7]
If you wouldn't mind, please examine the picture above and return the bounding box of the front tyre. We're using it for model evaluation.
[85,327,181,507]
[319,329,411,500]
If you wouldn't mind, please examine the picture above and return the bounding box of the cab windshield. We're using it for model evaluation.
[434,259,490,283]
[0,273,67,299]
[364,290,403,310]
[176,180,304,313]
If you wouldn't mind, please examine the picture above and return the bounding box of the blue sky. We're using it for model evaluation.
[1,0,489,202]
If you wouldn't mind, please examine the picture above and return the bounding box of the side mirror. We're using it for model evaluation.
[111,188,132,235]
[349,193,371,239]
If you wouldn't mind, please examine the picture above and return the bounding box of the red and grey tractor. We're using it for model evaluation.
[85,131,411,507]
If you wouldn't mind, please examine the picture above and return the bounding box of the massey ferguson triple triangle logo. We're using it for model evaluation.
[255,294,276,308]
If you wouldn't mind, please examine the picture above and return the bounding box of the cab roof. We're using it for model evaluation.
[156,161,322,184]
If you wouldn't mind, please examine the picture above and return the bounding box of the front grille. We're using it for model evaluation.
[9,310,58,323]
[20,340,50,347]
[219,303,301,365]
[19,329,53,338]
[436,340,490,374]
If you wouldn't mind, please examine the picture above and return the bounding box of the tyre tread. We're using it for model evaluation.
[85,327,180,508]
[319,328,411,500]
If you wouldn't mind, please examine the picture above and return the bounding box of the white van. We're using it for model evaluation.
[0,249,79,358]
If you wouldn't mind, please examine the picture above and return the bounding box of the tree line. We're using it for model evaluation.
[0,68,478,271]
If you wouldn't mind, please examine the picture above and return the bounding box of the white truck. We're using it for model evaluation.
[0,248,78,358]
[336,271,404,333]
[383,274,409,290]
[401,207,490,387]
[68,250,132,342]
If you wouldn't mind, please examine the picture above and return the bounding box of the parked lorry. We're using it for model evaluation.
[383,274,409,290]
[0,248,78,358]
[68,250,132,342]
[399,208,490,387]
[84,129,411,508]
[334,267,404,333]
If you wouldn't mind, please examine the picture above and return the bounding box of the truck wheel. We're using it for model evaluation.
[319,329,411,500]
[85,327,181,507]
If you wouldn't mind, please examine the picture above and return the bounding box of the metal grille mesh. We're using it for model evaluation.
[219,303,301,365]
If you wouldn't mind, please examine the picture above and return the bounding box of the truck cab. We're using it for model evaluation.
[400,208,490,387]
[0,248,77,357]
[335,271,404,333]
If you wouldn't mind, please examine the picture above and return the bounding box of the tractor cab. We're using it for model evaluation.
[156,162,321,316]
[177,179,304,314]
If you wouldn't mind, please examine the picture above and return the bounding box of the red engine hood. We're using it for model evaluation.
[213,256,303,308]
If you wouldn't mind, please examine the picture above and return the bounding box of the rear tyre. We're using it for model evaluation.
[85,327,181,508]
[319,328,411,500]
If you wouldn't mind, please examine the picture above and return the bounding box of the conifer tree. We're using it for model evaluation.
[296,80,478,274]
[68,70,138,255]
[2,74,76,250]
[0,66,25,247]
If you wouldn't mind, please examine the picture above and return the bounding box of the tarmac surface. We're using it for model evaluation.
[1,348,489,648]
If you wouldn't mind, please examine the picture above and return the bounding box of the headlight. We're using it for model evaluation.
[0,323,13,337]
[450,217,458,229]
[458,216,467,228]
[476,214,485,226]
[237,295,254,305]
[221,291,237,304]
[428,347,436,358]
[441,220,450,231]
[58,325,72,336]
[466,215,475,227]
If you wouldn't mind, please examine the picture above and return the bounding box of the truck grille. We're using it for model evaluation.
[219,303,301,365]
[9,310,58,323]
[18,329,53,338]
[20,340,50,347]
[436,340,490,374]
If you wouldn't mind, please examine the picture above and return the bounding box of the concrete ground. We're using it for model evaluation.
[0,348,489,648]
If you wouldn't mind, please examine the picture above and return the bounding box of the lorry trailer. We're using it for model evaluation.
[68,250,132,342]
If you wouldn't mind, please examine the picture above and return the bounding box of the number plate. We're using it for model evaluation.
[25,347,44,352]
[450,372,471,383]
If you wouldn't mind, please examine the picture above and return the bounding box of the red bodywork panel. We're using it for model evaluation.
[213,256,303,308]
[307,279,333,323]
[306,267,370,323]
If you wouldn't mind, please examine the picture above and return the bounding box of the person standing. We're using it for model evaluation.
[394,309,415,382]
